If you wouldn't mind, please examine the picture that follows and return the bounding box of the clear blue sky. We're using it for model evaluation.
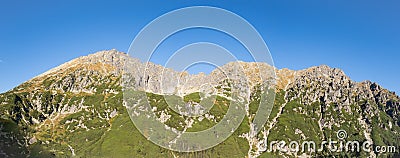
[0,0,399,94]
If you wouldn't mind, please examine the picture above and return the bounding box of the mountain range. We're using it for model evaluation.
[0,49,398,157]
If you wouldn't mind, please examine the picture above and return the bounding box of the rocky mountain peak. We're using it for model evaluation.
[13,50,128,93]
[82,49,127,66]
[34,49,127,80]
[8,49,400,124]
[1,49,399,158]
[14,49,396,102]
[300,65,348,80]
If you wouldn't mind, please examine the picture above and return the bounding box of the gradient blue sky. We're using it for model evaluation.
[0,0,399,94]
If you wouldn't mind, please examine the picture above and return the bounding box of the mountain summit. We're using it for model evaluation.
[0,50,398,157]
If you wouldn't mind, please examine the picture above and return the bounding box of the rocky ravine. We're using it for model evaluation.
[0,49,398,157]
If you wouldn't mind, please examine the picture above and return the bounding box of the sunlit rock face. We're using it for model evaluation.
[0,49,398,158]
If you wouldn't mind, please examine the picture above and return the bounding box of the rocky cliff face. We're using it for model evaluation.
[277,65,399,157]
[284,65,399,133]
[0,49,398,157]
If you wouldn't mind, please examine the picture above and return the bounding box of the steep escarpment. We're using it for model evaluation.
[0,49,398,158]
[265,65,400,157]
